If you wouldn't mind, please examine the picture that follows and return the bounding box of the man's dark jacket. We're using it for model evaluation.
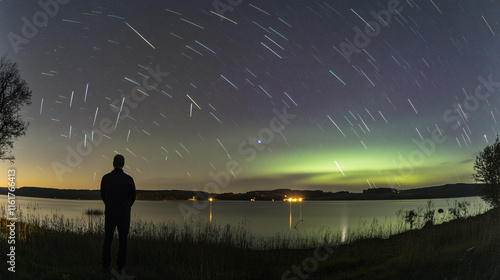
[100,168,136,216]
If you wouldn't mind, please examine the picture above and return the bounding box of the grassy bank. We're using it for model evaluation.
[1,204,499,279]
[318,209,500,280]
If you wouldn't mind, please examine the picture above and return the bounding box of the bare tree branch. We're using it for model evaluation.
[0,55,32,163]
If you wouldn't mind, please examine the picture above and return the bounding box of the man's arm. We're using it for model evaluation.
[100,176,106,203]
[130,178,136,207]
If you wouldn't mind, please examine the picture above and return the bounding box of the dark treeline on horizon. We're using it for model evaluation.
[0,183,482,201]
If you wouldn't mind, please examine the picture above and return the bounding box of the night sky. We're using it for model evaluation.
[0,0,499,192]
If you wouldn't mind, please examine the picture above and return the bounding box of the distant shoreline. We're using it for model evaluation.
[0,183,483,201]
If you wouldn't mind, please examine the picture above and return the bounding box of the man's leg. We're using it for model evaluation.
[102,215,117,270]
[116,214,131,270]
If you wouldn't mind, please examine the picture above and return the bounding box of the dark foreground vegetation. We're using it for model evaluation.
[1,203,499,280]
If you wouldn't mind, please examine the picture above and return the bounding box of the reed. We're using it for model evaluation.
[84,208,104,216]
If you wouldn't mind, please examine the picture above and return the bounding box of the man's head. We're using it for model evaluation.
[113,154,125,168]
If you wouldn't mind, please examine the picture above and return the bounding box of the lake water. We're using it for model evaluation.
[0,195,489,241]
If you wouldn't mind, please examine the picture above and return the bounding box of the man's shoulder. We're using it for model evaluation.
[119,171,135,184]
[102,172,113,180]
[124,173,134,181]
[101,169,134,183]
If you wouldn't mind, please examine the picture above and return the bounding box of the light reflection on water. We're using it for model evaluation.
[0,195,489,240]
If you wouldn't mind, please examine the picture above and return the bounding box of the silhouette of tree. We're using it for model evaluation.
[0,55,32,163]
[473,136,500,208]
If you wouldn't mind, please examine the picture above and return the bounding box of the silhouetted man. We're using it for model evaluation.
[101,154,136,273]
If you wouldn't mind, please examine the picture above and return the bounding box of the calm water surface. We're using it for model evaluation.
[0,195,488,239]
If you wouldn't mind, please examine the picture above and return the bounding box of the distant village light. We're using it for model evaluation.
[285,197,303,202]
